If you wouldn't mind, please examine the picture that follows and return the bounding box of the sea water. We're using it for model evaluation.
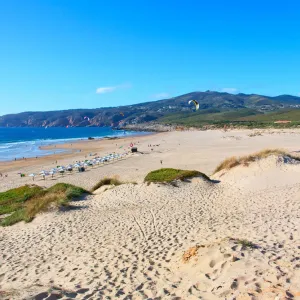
[0,127,147,161]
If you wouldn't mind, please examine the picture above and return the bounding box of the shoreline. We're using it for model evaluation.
[0,131,159,174]
[0,131,154,164]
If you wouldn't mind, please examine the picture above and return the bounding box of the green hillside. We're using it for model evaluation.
[158,108,300,128]
[239,109,300,121]
[159,108,261,126]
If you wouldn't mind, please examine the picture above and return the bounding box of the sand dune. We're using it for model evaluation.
[214,154,300,191]
[1,146,300,299]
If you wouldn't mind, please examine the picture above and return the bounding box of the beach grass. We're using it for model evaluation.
[232,238,258,250]
[213,149,300,174]
[144,168,210,183]
[0,183,89,226]
[0,185,43,215]
[92,177,123,192]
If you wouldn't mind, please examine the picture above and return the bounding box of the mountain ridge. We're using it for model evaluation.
[1,91,300,127]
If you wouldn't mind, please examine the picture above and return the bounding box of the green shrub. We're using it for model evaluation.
[144,168,210,183]
[1,209,31,227]
[0,185,43,215]
[0,183,89,226]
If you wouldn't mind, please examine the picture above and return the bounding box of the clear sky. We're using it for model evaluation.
[1,0,300,115]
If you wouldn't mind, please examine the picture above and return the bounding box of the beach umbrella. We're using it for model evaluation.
[40,171,49,180]
[29,173,36,181]
[57,167,65,175]
[66,165,73,172]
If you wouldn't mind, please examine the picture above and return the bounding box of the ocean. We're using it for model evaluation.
[0,127,147,161]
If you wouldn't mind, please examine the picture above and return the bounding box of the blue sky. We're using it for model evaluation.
[1,0,300,115]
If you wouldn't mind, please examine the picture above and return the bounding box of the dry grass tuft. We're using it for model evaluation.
[230,238,258,250]
[25,191,66,220]
[182,245,200,263]
[92,176,123,192]
[248,131,263,137]
[213,148,299,174]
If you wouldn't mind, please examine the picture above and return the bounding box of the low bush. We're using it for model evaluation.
[0,183,89,226]
[144,168,210,183]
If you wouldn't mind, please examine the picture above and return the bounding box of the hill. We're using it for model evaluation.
[239,109,300,122]
[158,108,300,128]
[1,91,300,127]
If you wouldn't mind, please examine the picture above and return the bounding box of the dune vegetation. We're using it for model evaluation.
[213,149,300,174]
[234,238,258,250]
[144,168,210,183]
[0,183,89,226]
[92,176,138,192]
[92,177,123,192]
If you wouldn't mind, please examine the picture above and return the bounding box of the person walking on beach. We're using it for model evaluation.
[160,160,163,165]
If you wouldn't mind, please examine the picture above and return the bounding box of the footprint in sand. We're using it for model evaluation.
[209,260,216,268]
[230,279,239,290]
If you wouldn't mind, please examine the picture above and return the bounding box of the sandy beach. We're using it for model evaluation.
[1,128,300,192]
[1,129,300,299]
